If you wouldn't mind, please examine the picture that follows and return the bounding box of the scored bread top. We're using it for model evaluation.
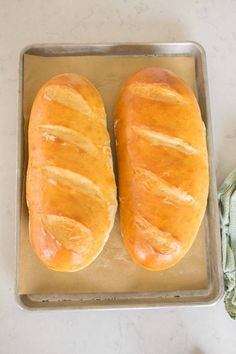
[26,73,117,272]
[115,67,209,270]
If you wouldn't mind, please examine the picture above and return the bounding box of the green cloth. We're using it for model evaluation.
[218,168,236,319]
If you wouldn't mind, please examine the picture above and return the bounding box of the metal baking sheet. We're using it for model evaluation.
[16,42,224,310]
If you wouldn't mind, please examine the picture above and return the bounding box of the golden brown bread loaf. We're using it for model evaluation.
[115,67,209,271]
[26,73,117,272]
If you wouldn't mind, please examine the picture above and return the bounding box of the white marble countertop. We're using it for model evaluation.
[1,0,236,353]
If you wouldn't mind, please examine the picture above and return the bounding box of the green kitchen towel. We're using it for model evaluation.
[218,168,236,319]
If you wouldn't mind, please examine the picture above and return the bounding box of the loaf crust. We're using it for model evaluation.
[115,67,209,270]
[26,74,117,271]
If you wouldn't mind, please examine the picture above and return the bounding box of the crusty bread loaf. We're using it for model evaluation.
[115,67,209,271]
[26,73,117,272]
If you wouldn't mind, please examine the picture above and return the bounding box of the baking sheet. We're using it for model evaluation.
[18,53,208,295]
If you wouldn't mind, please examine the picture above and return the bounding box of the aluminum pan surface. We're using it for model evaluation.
[16,42,223,310]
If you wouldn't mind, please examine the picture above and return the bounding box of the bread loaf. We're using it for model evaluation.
[115,67,209,271]
[26,73,117,272]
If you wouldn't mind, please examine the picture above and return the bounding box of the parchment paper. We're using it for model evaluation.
[18,54,208,295]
